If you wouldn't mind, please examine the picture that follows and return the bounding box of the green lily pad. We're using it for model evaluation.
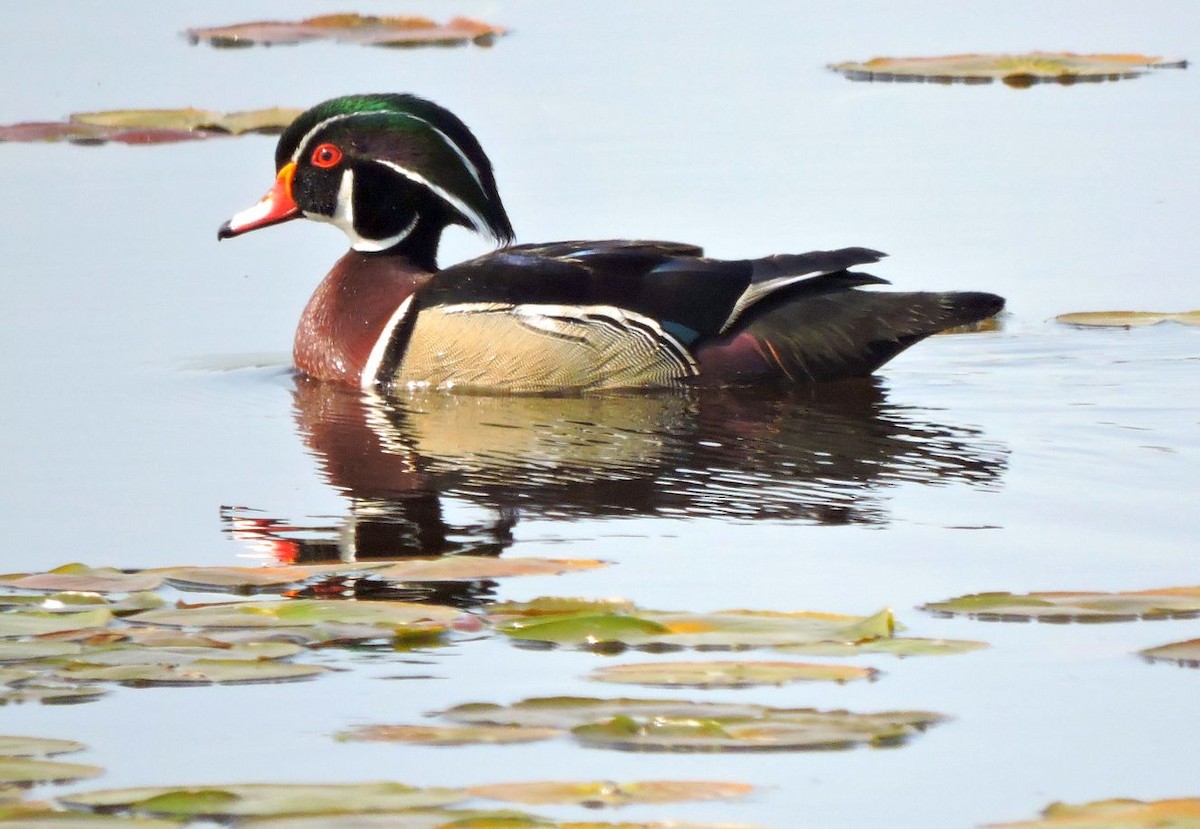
[830,52,1186,87]
[335,724,561,746]
[0,609,112,639]
[487,598,638,618]
[440,697,944,753]
[0,810,179,827]
[0,592,162,614]
[0,757,103,784]
[494,604,895,650]
[372,557,608,583]
[0,679,108,706]
[466,780,754,807]
[186,14,507,49]
[0,641,86,663]
[587,660,876,688]
[61,782,465,818]
[775,637,988,657]
[0,736,86,757]
[1140,639,1200,667]
[984,797,1200,827]
[128,598,457,635]
[52,659,328,687]
[0,565,162,594]
[1056,310,1200,328]
[922,587,1200,622]
[243,810,550,829]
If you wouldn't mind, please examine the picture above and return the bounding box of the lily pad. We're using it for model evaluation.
[1055,310,1200,328]
[1140,638,1200,667]
[440,696,944,753]
[922,587,1200,622]
[984,797,1200,828]
[153,563,385,593]
[335,724,561,746]
[466,780,753,808]
[0,679,108,706]
[0,641,87,663]
[587,660,876,688]
[0,736,86,757]
[0,757,103,784]
[0,565,161,594]
[52,658,326,687]
[494,604,895,650]
[0,592,162,614]
[830,52,1186,87]
[60,782,465,818]
[0,809,179,827]
[775,637,988,657]
[0,108,302,146]
[186,14,506,48]
[243,810,552,829]
[372,557,608,583]
[128,598,458,635]
[0,609,112,639]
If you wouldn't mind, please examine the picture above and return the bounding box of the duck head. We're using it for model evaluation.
[218,94,514,270]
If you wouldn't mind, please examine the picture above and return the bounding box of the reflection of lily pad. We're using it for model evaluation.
[1140,639,1200,667]
[466,780,754,808]
[441,696,944,753]
[830,52,1186,87]
[922,587,1200,622]
[60,782,465,818]
[587,660,876,688]
[0,565,162,594]
[335,724,561,746]
[1055,310,1200,328]
[985,797,1200,828]
[186,14,506,49]
[493,602,895,650]
[0,108,302,146]
[0,757,103,784]
[129,598,458,635]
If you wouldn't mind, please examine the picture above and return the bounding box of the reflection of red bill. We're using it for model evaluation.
[218,161,300,239]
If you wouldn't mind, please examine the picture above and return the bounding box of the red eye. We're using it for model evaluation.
[311,143,343,168]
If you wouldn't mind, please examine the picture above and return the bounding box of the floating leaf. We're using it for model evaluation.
[775,637,988,657]
[0,736,86,757]
[0,641,86,663]
[372,557,608,583]
[243,810,551,829]
[922,587,1200,622]
[0,609,112,639]
[830,52,1186,87]
[440,696,944,752]
[487,597,640,619]
[186,14,506,49]
[128,598,457,634]
[0,809,179,827]
[0,565,161,594]
[587,660,875,688]
[467,780,753,808]
[984,797,1200,828]
[0,592,161,614]
[52,658,326,688]
[0,678,107,706]
[61,782,465,818]
[0,108,302,146]
[1055,310,1200,328]
[0,757,103,784]
[153,563,384,593]
[335,724,561,746]
[495,604,894,650]
[1140,638,1200,667]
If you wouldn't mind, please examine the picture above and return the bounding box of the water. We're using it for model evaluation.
[1,2,1199,826]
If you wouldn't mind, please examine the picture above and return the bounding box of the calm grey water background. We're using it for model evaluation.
[2,2,1199,827]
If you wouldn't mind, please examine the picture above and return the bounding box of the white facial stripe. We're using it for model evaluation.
[290,112,360,165]
[304,168,419,252]
[374,159,491,237]
[408,116,485,188]
[361,295,415,389]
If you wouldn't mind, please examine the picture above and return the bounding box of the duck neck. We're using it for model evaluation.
[294,250,433,387]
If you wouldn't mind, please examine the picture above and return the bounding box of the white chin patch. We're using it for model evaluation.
[306,168,419,253]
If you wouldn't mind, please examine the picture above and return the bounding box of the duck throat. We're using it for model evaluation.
[293,250,430,386]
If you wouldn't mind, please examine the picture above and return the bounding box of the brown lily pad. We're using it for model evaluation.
[372,557,608,583]
[153,563,384,593]
[830,52,1187,87]
[0,757,104,785]
[186,14,506,49]
[0,108,301,146]
[1055,310,1200,328]
[922,586,1200,622]
[984,797,1200,827]
[1140,638,1200,667]
[466,780,754,808]
[0,565,162,594]
[587,660,876,688]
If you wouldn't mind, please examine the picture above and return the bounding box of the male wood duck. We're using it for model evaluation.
[219,93,1003,393]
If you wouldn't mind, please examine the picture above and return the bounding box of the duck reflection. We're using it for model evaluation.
[223,376,1007,569]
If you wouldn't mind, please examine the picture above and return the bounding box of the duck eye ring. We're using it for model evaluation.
[311,143,343,169]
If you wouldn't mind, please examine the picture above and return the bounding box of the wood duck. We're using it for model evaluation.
[219,93,1004,393]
